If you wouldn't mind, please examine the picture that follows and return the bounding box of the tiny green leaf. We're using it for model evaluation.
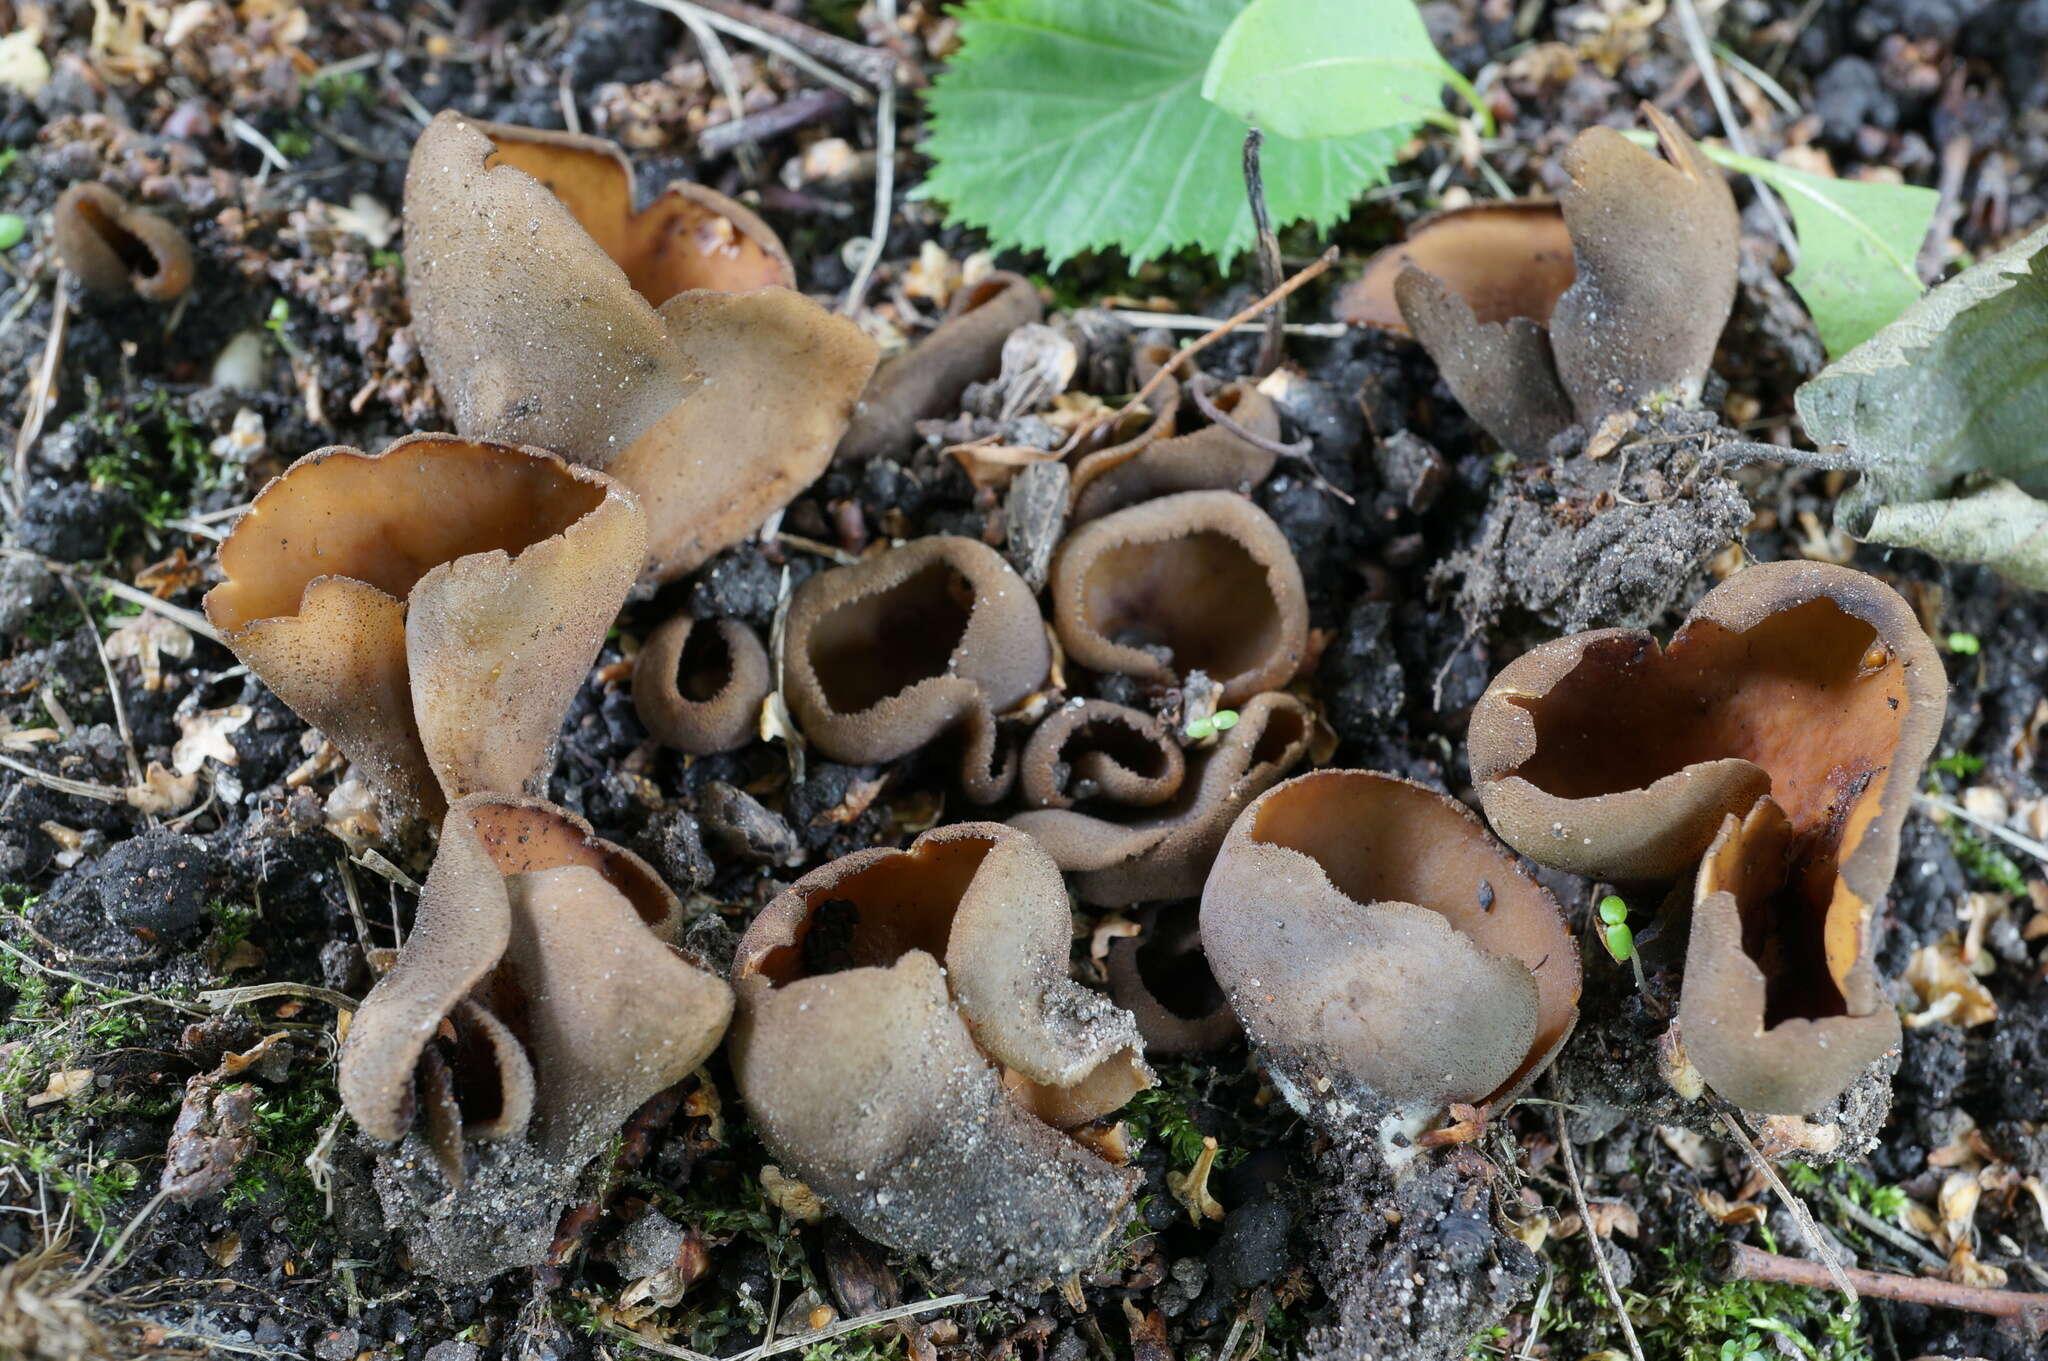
[1200,0,1476,141]
[1184,717,1216,741]
[1602,922,1635,963]
[1947,631,1981,655]
[0,214,22,251]
[1210,708,1240,731]
[1598,894,1628,927]
[920,0,1411,267]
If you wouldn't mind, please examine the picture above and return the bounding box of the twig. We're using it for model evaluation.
[685,0,895,90]
[601,1294,982,1361]
[1918,792,2048,868]
[1715,1241,2048,1331]
[1672,0,1797,259]
[1187,374,1354,508]
[634,0,873,105]
[225,113,294,174]
[1104,310,1347,337]
[68,1188,169,1294]
[671,3,763,182]
[59,578,144,796]
[1711,1098,1858,1305]
[197,982,359,1012]
[841,0,897,316]
[1115,247,1339,431]
[0,937,208,1015]
[1553,1097,1647,1361]
[701,87,851,159]
[1241,128,1285,378]
[1830,1189,1947,1272]
[0,546,220,643]
[12,272,69,514]
[0,751,126,803]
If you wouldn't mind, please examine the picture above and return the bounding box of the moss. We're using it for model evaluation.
[223,1063,342,1244]
[82,383,234,531]
[1624,1235,1871,1361]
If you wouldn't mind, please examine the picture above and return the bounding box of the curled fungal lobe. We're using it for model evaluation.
[783,536,1050,802]
[1469,560,1942,1112]
[1051,491,1308,708]
[1069,378,1284,523]
[404,113,877,584]
[1019,699,1185,811]
[339,795,731,1188]
[204,435,646,820]
[1012,691,1315,907]
[732,822,1150,1280]
[1203,771,1580,1130]
[54,182,194,302]
[634,613,771,756]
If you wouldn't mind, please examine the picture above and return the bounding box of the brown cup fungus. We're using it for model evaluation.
[1069,378,1284,523]
[404,113,878,584]
[783,536,1051,802]
[1468,560,1943,1113]
[338,794,732,1278]
[731,822,1151,1280]
[1011,691,1315,907]
[1337,201,1575,334]
[204,435,646,820]
[53,183,194,302]
[836,272,1045,462]
[1106,902,1240,1055]
[1019,699,1185,811]
[1202,771,1581,1133]
[634,614,770,756]
[1383,108,1737,459]
[1050,491,1308,708]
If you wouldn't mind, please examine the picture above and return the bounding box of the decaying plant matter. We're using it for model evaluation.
[203,435,646,820]
[52,182,194,302]
[783,535,1051,802]
[403,113,877,583]
[1381,106,1738,458]
[1469,560,1944,1112]
[730,822,1150,1281]
[1203,770,1580,1134]
[633,613,771,756]
[338,794,731,1280]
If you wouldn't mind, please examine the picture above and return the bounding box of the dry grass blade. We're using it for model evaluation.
[1553,1096,1647,1361]
[11,275,70,516]
[0,1234,111,1361]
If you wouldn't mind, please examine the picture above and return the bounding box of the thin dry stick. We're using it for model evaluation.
[1717,1241,2048,1331]
[1240,129,1286,379]
[1711,1099,1859,1305]
[1830,1189,1947,1272]
[635,0,873,105]
[1918,792,2048,867]
[1673,0,1797,258]
[841,0,897,316]
[58,578,144,795]
[0,750,126,803]
[1553,1100,1647,1361]
[68,1188,170,1294]
[12,273,70,511]
[671,3,763,182]
[690,0,895,89]
[0,546,220,642]
[197,982,359,1012]
[602,1293,983,1361]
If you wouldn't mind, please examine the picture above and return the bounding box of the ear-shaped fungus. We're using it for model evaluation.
[404,113,877,584]
[1106,902,1239,1055]
[53,183,194,302]
[731,822,1150,1280]
[338,794,731,1275]
[634,613,770,756]
[1019,700,1185,811]
[1202,771,1581,1128]
[836,272,1044,462]
[203,435,646,820]
[783,536,1050,802]
[1050,491,1308,707]
[1468,560,1942,1112]
[1069,378,1284,523]
[1011,692,1315,907]
[1385,107,1737,457]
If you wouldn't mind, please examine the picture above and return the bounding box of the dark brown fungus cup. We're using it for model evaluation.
[53,183,194,302]
[783,536,1050,802]
[1019,699,1185,811]
[1339,201,1575,333]
[1468,560,1942,1113]
[731,822,1151,1280]
[1011,691,1314,907]
[338,795,730,1203]
[836,272,1044,462]
[1385,107,1737,457]
[203,435,646,820]
[1050,491,1308,707]
[404,113,877,584]
[1202,771,1581,1132]
[1106,902,1239,1055]
[634,613,770,756]
[1069,378,1284,523]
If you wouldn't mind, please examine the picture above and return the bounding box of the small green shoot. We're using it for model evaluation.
[1947,631,1981,655]
[1598,894,1646,990]
[0,214,24,251]
[1927,751,1985,780]
[1211,708,1240,731]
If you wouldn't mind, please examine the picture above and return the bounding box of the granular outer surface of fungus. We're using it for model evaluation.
[1018,698,1185,812]
[1068,376,1285,522]
[1468,559,1944,1113]
[403,112,877,584]
[783,535,1051,802]
[1050,490,1309,708]
[52,182,194,302]
[1338,201,1575,334]
[1202,770,1580,1135]
[203,434,646,821]
[338,794,732,1281]
[633,613,771,756]
[730,822,1150,1282]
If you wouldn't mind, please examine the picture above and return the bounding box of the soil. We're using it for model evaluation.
[3,2,2048,1360]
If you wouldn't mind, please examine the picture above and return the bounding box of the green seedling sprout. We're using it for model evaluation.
[1599,894,1646,990]
[1947,631,1981,655]
[0,215,24,251]
[1184,709,1238,742]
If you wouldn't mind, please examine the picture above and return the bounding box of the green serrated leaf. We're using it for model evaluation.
[1200,0,1458,142]
[918,0,1410,267]
[1716,151,1938,356]
[1796,221,2048,587]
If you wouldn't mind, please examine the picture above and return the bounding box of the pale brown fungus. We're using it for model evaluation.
[1105,902,1239,1055]
[1019,699,1185,812]
[1069,378,1284,523]
[53,183,194,302]
[633,614,770,756]
[1339,201,1575,333]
